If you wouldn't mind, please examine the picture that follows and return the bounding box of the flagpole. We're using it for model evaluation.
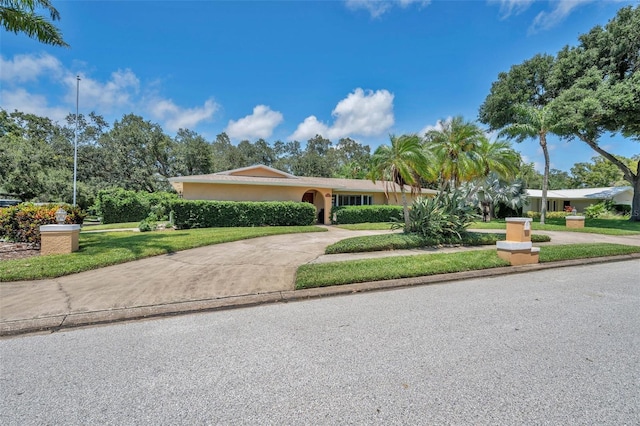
[73,75,80,206]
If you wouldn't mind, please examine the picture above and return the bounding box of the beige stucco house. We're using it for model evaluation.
[524,186,633,213]
[169,165,437,224]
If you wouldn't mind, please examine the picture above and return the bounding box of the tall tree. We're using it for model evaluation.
[174,129,213,176]
[368,134,432,230]
[571,156,637,188]
[551,5,640,220]
[0,0,69,46]
[99,114,174,192]
[499,104,564,224]
[423,116,487,190]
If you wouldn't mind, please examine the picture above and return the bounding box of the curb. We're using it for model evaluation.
[2,253,639,337]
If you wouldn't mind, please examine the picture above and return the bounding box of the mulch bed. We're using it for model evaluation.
[0,242,40,261]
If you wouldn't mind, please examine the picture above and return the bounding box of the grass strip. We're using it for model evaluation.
[470,218,640,235]
[0,226,324,282]
[296,243,640,289]
[325,232,550,254]
[80,222,140,231]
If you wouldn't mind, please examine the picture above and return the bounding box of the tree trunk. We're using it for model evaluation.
[632,176,640,222]
[540,132,549,225]
[575,133,639,221]
[401,190,411,231]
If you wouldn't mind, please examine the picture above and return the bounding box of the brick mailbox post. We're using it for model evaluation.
[496,218,540,266]
[40,224,81,255]
[39,208,81,255]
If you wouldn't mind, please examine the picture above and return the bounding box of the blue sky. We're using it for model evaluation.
[1,0,638,174]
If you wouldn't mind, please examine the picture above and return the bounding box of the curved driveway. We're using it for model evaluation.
[0,227,392,324]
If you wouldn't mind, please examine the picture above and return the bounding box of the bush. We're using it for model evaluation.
[546,211,571,219]
[170,200,316,229]
[406,191,478,242]
[526,211,541,219]
[331,205,403,224]
[613,204,631,214]
[0,203,85,244]
[584,202,612,219]
[96,189,178,224]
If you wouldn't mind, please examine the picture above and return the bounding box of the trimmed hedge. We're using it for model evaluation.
[170,200,316,228]
[96,189,178,224]
[526,211,571,220]
[332,205,403,224]
[0,203,85,244]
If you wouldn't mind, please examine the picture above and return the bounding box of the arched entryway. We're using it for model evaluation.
[302,190,331,224]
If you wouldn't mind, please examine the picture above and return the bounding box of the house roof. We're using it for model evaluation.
[169,165,437,195]
[526,186,632,200]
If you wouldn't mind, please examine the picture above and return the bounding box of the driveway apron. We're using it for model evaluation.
[0,227,392,323]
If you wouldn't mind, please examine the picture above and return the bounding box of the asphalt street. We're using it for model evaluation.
[1,260,639,425]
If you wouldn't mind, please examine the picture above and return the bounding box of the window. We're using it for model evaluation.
[332,194,372,206]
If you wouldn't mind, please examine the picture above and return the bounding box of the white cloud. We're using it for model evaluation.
[0,87,69,121]
[289,116,331,141]
[345,0,430,18]
[529,0,594,33]
[488,0,535,18]
[289,88,395,141]
[151,98,219,132]
[65,69,140,113]
[419,116,452,136]
[488,0,601,32]
[225,105,284,140]
[0,53,63,83]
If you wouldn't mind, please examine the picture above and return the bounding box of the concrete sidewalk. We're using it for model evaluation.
[1,227,639,336]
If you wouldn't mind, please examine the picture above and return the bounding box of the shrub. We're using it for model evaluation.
[546,211,571,219]
[331,205,403,224]
[526,211,541,219]
[406,191,478,242]
[584,202,613,219]
[170,200,316,229]
[96,189,178,224]
[0,203,85,244]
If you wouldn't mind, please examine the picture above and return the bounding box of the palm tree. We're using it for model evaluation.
[368,134,432,230]
[500,103,564,224]
[423,116,485,190]
[1,0,68,47]
[475,137,520,181]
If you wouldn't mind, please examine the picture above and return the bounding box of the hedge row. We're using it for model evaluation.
[332,205,403,224]
[0,203,85,244]
[526,211,573,219]
[170,200,316,228]
[97,189,178,224]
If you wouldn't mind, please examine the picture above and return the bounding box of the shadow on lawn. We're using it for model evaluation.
[78,231,190,257]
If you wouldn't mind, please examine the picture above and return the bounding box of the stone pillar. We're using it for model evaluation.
[40,224,81,255]
[496,218,539,266]
[565,215,585,228]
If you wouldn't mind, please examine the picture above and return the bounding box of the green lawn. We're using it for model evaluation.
[325,232,550,254]
[469,217,640,235]
[81,222,140,231]
[337,218,640,235]
[296,243,640,289]
[1,226,325,282]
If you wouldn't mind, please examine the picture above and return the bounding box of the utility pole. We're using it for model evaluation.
[73,75,80,207]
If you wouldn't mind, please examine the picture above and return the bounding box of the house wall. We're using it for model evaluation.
[613,191,633,205]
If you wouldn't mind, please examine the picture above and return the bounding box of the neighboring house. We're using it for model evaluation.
[169,165,437,224]
[524,186,633,213]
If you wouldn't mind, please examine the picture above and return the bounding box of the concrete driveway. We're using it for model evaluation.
[0,227,392,324]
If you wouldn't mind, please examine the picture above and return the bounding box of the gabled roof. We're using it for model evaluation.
[526,186,632,200]
[169,165,437,195]
[215,164,298,179]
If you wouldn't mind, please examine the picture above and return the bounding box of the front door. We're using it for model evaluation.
[302,192,314,203]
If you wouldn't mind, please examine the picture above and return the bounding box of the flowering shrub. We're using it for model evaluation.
[0,203,85,244]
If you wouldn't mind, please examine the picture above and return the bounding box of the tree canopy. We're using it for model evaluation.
[0,0,68,46]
